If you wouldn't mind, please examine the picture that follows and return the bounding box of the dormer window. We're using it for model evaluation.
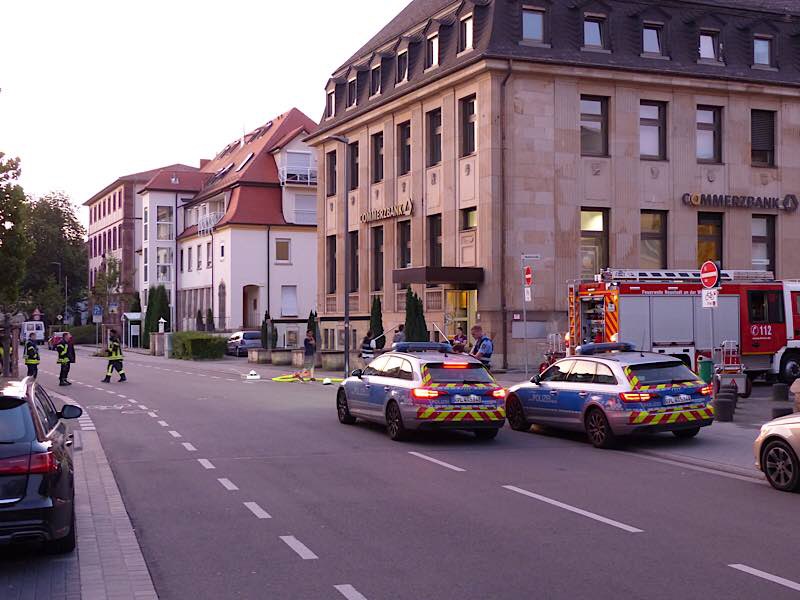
[522,8,545,42]
[347,78,357,108]
[642,24,663,55]
[699,31,721,61]
[426,34,439,69]
[370,65,382,96]
[459,15,474,52]
[753,36,772,67]
[397,50,409,83]
[583,16,607,49]
[326,90,335,119]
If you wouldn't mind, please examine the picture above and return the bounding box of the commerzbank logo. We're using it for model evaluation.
[682,192,799,213]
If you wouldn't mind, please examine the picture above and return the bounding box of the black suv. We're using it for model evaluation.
[0,378,82,553]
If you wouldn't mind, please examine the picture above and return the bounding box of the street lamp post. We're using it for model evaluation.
[327,134,351,378]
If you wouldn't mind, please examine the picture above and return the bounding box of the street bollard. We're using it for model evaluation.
[714,397,735,422]
[791,379,800,413]
[773,383,789,402]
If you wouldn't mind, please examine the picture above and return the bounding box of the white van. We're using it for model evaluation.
[20,321,45,345]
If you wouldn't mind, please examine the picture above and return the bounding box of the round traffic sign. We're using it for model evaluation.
[700,261,720,289]
[524,265,533,286]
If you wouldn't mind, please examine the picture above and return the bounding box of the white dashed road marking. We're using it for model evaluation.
[728,564,800,592]
[408,451,466,473]
[334,584,369,600]
[182,443,197,452]
[198,459,216,470]
[279,536,318,560]
[243,502,272,520]
[158,421,169,427]
[148,412,158,418]
[139,405,149,410]
[168,431,182,438]
[218,478,238,491]
[503,485,643,533]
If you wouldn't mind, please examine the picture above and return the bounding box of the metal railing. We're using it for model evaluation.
[325,295,337,313]
[279,166,318,186]
[197,212,224,235]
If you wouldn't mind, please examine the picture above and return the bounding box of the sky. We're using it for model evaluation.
[0,0,410,225]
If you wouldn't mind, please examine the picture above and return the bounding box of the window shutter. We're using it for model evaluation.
[751,110,774,151]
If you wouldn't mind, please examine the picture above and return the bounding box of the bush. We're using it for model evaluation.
[172,331,226,360]
[67,324,96,345]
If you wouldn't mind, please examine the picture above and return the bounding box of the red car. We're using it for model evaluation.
[47,332,68,351]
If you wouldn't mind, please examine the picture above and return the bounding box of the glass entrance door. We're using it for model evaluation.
[444,290,477,342]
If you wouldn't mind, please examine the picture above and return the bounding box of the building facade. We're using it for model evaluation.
[307,0,800,368]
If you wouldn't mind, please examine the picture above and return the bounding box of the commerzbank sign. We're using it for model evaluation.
[359,200,413,224]
[682,192,799,213]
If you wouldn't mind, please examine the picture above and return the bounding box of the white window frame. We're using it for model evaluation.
[326,90,335,119]
[459,15,474,53]
[347,77,357,108]
[275,238,292,264]
[206,242,212,268]
[156,247,173,283]
[143,248,149,283]
[156,205,174,241]
[143,207,149,242]
[280,285,299,317]
[196,244,202,270]
[396,50,409,83]
[187,246,193,272]
[426,34,439,69]
[370,65,382,97]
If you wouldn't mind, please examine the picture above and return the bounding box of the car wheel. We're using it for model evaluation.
[762,439,800,492]
[672,427,701,439]
[336,390,357,425]
[474,428,499,441]
[45,508,76,554]
[584,408,617,449]
[386,401,409,442]
[505,395,529,432]
[779,353,800,385]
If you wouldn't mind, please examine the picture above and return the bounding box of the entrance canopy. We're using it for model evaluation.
[392,267,484,287]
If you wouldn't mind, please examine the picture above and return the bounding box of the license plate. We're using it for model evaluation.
[663,394,692,405]
[452,394,481,404]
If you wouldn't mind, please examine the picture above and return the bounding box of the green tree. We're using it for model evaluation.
[91,256,129,318]
[306,310,317,341]
[36,279,65,327]
[369,296,385,349]
[260,311,270,350]
[206,308,215,332]
[195,309,204,331]
[142,285,170,348]
[404,288,429,342]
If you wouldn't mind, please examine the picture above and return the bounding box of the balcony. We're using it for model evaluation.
[197,212,224,236]
[279,166,318,187]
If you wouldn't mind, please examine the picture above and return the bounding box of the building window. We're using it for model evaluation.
[206,242,213,268]
[640,101,667,160]
[460,95,477,157]
[143,207,149,242]
[699,31,721,61]
[196,244,202,270]
[156,248,173,283]
[187,246,193,272]
[220,244,225,259]
[426,34,439,69]
[372,226,384,291]
[580,209,609,279]
[461,207,477,230]
[754,36,772,67]
[641,211,667,269]
[348,142,359,190]
[427,108,442,167]
[295,194,317,225]
[428,214,442,268]
[371,132,384,183]
[326,235,337,294]
[580,96,608,157]
[156,206,174,241]
[752,215,775,273]
[326,90,335,118]
[370,65,382,96]
[398,220,411,269]
[459,15,473,52]
[398,121,411,176]
[697,106,722,163]
[697,212,723,268]
[583,16,606,49]
[397,51,409,83]
[180,249,184,273]
[642,24,663,55]
[522,8,545,42]
[112,227,117,250]
[326,150,337,196]
[347,78,357,108]
[143,248,149,283]
[348,231,359,293]
[281,286,298,317]
[751,110,775,167]
[275,239,291,263]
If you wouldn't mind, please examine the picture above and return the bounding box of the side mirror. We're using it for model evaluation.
[60,404,83,420]
[350,369,364,379]
[530,374,541,385]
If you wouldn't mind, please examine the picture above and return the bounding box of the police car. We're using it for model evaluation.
[337,342,507,441]
[505,343,714,448]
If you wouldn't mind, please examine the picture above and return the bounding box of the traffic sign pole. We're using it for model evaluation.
[520,255,541,378]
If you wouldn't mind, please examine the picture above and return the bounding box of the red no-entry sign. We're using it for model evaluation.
[523,265,533,287]
[700,261,720,289]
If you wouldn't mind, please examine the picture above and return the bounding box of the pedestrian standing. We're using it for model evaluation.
[24,332,40,379]
[469,325,494,370]
[56,332,74,386]
[360,331,375,368]
[452,327,467,347]
[303,329,317,379]
[392,325,406,345]
[102,329,126,383]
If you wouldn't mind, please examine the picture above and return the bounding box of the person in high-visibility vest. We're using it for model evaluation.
[24,332,40,379]
[55,332,74,386]
[102,329,126,383]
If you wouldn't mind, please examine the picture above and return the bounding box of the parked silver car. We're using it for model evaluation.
[226,331,262,357]
[754,412,800,492]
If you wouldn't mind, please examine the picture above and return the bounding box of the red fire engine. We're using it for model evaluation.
[567,269,800,385]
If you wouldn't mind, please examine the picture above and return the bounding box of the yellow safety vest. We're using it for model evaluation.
[24,342,40,365]
[108,340,123,361]
[56,343,69,365]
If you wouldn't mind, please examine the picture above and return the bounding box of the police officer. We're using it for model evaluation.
[24,332,40,378]
[56,332,74,386]
[102,329,126,383]
[469,324,494,370]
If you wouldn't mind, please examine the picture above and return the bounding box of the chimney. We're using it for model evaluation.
[199,159,211,169]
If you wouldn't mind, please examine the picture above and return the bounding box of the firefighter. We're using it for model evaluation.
[102,329,126,383]
[56,332,74,386]
[24,332,40,379]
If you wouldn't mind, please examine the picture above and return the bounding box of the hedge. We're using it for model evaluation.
[67,325,97,345]
[172,332,226,360]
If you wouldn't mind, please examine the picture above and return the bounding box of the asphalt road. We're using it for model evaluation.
[33,349,800,600]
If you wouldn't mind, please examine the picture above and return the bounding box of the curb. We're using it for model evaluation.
[632,447,765,482]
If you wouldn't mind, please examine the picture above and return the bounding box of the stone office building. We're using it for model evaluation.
[307,0,800,368]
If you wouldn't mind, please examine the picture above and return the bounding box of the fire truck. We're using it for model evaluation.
[567,269,800,386]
